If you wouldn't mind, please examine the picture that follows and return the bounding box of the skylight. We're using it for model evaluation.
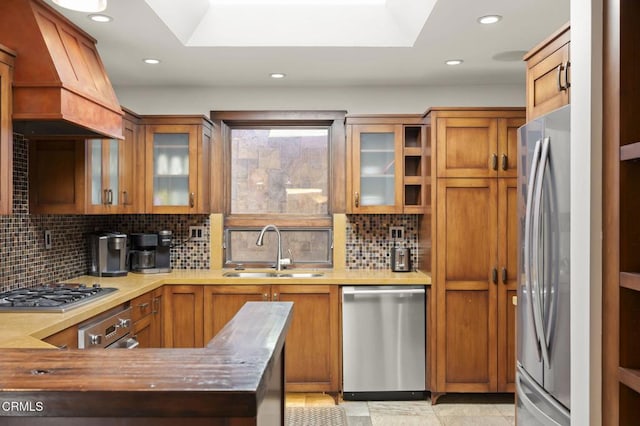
[145,0,436,47]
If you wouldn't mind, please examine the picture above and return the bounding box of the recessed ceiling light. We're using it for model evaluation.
[88,14,113,23]
[143,58,161,65]
[270,73,286,79]
[52,0,106,13]
[478,15,502,25]
[445,59,463,66]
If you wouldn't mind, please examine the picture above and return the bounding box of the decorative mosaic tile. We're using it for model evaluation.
[345,214,420,270]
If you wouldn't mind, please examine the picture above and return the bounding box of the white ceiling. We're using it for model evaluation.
[43,0,569,88]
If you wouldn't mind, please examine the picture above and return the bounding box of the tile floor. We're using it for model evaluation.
[286,393,516,426]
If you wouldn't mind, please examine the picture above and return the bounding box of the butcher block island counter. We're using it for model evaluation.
[0,302,293,425]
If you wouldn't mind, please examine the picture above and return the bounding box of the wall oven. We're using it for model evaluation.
[78,305,138,349]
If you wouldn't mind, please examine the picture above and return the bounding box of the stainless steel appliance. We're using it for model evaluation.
[129,231,172,274]
[390,247,411,272]
[0,283,117,313]
[342,285,425,400]
[88,232,128,277]
[517,104,570,425]
[78,305,138,349]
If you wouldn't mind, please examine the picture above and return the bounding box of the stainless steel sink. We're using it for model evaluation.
[222,272,278,278]
[222,271,324,278]
[278,273,324,278]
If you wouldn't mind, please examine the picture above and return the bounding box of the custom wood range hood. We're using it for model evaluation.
[0,0,123,139]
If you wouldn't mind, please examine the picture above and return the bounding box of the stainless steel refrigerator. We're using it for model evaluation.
[516,104,570,425]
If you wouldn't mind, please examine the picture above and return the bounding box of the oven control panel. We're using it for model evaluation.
[78,305,133,349]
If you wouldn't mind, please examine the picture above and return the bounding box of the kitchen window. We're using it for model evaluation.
[211,111,346,268]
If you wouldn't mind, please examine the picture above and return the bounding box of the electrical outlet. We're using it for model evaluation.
[189,226,206,242]
[44,230,52,250]
[389,226,404,240]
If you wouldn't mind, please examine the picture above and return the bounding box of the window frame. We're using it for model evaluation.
[210,110,347,228]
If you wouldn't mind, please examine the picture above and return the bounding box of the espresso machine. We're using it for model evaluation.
[129,231,172,274]
[88,232,128,277]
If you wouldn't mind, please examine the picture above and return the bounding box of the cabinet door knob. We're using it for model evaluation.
[354,192,360,208]
[492,268,498,284]
[273,293,279,301]
[122,190,129,205]
[501,267,507,284]
[491,154,498,171]
[564,61,571,89]
[108,189,113,205]
[263,293,269,301]
[189,193,195,208]
[501,154,508,171]
[557,63,564,91]
[103,189,109,205]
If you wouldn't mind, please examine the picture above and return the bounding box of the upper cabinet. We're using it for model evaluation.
[426,109,525,179]
[29,109,143,214]
[142,116,212,214]
[524,23,570,121]
[0,45,15,215]
[86,109,143,214]
[346,115,429,214]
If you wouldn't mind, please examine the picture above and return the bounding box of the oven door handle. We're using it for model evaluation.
[124,337,139,349]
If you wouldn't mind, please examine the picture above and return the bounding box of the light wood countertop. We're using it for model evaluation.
[0,268,430,348]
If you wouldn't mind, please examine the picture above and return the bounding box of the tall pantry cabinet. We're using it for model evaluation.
[426,108,525,397]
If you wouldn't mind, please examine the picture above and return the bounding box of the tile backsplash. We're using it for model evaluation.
[0,134,422,292]
[345,214,419,270]
[0,134,210,293]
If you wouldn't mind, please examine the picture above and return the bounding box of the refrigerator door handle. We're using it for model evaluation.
[517,366,569,426]
[524,138,543,360]
[532,137,551,367]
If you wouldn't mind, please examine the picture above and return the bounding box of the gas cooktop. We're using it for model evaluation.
[0,283,118,313]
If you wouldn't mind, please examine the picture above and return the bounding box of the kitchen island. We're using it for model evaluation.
[0,301,292,425]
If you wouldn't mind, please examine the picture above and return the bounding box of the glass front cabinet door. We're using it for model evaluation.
[349,124,403,213]
[144,118,211,213]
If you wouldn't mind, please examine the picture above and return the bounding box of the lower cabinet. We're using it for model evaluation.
[131,289,164,348]
[164,284,340,392]
[43,325,78,349]
[163,285,204,348]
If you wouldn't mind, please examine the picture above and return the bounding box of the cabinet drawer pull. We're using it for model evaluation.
[492,268,498,284]
[502,267,507,284]
[189,192,195,208]
[153,297,160,314]
[103,189,109,205]
[138,302,150,310]
[564,61,571,89]
[122,190,129,205]
[108,189,113,205]
[354,192,360,208]
[491,154,498,171]
[501,154,508,171]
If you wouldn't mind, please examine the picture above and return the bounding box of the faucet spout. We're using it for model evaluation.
[256,224,287,271]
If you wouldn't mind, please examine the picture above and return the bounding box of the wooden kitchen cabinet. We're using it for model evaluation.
[426,109,525,179]
[29,109,144,214]
[273,284,340,393]
[428,107,523,398]
[346,115,429,214]
[131,288,163,348]
[29,139,86,214]
[162,285,204,348]
[524,23,570,122]
[142,115,212,214]
[202,284,340,393]
[0,45,15,215]
[434,177,518,394]
[43,325,78,349]
[203,285,270,343]
[85,109,143,214]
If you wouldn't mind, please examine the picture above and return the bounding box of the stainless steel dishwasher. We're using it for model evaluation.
[342,285,426,400]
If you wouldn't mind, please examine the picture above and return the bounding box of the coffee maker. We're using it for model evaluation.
[88,232,128,277]
[129,231,172,274]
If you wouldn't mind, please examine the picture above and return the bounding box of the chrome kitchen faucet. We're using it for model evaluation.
[256,224,291,271]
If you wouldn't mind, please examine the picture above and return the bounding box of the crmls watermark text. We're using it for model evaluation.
[1,400,45,413]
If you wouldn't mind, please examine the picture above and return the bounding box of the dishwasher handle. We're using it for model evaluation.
[342,288,425,296]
